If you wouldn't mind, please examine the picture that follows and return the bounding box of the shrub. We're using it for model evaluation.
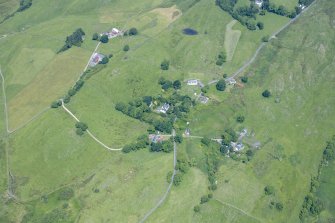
[241,76,248,83]
[264,185,275,195]
[161,60,170,70]
[173,80,181,90]
[166,171,173,183]
[75,122,88,131]
[173,134,183,143]
[58,188,74,200]
[128,27,138,36]
[76,128,84,136]
[276,202,284,211]
[200,195,209,204]
[108,53,113,58]
[257,22,264,30]
[194,205,200,212]
[236,115,245,123]
[99,57,109,64]
[173,173,182,186]
[262,90,271,98]
[262,35,270,42]
[92,33,99,40]
[123,44,130,51]
[201,137,211,146]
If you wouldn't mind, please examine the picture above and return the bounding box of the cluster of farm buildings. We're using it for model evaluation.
[89,28,123,67]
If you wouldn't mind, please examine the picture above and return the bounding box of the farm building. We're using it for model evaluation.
[101,28,123,39]
[157,103,170,114]
[89,53,105,67]
[149,134,164,143]
[198,94,209,104]
[226,78,237,85]
[255,0,263,7]
[184,128,191,136]
[187,79,198,86]
[231,142,245,152]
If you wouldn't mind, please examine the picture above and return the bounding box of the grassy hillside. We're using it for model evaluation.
[0,0,18,21]
[0,0,334,222]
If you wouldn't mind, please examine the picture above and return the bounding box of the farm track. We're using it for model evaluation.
[215,199,263,223]
[139,129,177,223]
[208,0,318,85]
[61,100,122,151]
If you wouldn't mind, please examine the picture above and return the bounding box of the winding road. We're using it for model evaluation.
[208,0,318,85]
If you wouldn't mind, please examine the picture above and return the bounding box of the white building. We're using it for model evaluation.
[255,0,263,7]
[89,53,105,67]
[157,103,170,114]
[226,78,237,85]
[101,28,123,39]
[231,142,245,152]
[187,79,198,86]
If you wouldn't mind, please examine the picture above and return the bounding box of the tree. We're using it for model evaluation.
[264,185,275,195]
[262,89,271,98]
[108,53,113,58]
[246,150,254,157]
[276,202,284,211]
[262,35,269,42]
[194,205,200,212]
[201,137,211,146]
[51,100,61,108]
[123,44,130,51]
[241,76,248,83]
[99,57,109,64]
[200,195,209,204]
[161,60,170,70]
[236,115,245,123]
[76,128,84,136]
[162,81,172,90]
[75,122,88,131]
[92,33,99,40]
[173,134,183,143]
[100,34,109,43]
[257,22,264,30]
[216,51,226,66]
[216,79,226,91]
[128,27,138,36]
[173,173,183,186]
[173,80,181,90]
[58,188,74,200]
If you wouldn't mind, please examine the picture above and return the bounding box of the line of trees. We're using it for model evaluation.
[122,134,149,153]
[18,0,33,12]
[299,135,335,220]
[216,0,262,30]
[58,28,85,53]
[261,0,299,18]
[158,77,181,90]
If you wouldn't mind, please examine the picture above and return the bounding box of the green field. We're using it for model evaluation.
[0,0,334,222]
